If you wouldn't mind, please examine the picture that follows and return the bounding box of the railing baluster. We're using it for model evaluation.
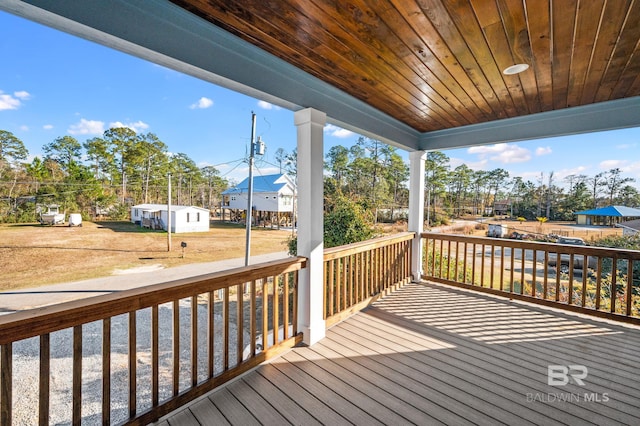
[568,254,575,304]
[152,305,159,407]
[223,289,230,369]
[480,243,485,287]
[273,276,280,347]
[582,255,588,307]
[555,252,561,302]
[463,241,468,284]
[627,260,633,316]
[262,278,268,351]
[611,256,618,313]
[293,272,299,335]
[128,312,136,418]
[73,325,83,424]
[208,292,215,378]
[543,251,549,299]
[336,258,342,312]
[532,250,537,297]
[250,281,257,356]
[192,296,198,384]
[236,285,243,366]
[173,300,180,395]
[283,275,289,340]
[328,259,335,317]
[510,247,515,293]
[520,248,525,295]
[596,257,603,310]
[446,240,452,280]
[102,318,111,425]
[489,245,495,289]
[1,343,11,425]
[39,333,50,426]
[471,243,476,285]
[499,244,505,291]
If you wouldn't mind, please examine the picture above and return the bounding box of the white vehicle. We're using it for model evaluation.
[39,205,65,225]
[68,213,83,227]
[548,237,596,273]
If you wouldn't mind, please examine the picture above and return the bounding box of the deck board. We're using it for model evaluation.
[165,282,640,425]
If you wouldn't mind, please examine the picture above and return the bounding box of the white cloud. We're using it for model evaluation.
[616,143,637,149]
[324,124,354,139]
[43,124,54,130]
[535,146,552,156]
[0,92,22,110]
[190,97,213,109]
[68,118,105,135]
[467,143,531,164]
[109,120,149,133]
[14,91,30,100]
[257,100,281,110]
[448,156,488,170]
[599,159,626,169]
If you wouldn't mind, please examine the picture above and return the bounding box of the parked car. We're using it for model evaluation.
[548,237,596,274]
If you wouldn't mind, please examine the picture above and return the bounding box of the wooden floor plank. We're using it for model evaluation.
[167,408,200,426]
[189,396,231,425]
[310,341,481,425]
[256,364,347,425]
[226,379,291,425]
[353,306,627,424]
[163,282,640,426]
[242,366,322,426]
[270,355,387,425]
[208,388,261,426]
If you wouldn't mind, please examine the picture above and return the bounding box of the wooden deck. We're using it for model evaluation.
[158,281,640,425]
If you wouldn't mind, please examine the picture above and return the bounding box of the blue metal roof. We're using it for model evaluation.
[574,205,640,217]
[222,174,290,195]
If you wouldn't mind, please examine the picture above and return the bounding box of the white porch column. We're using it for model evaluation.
[294,108,326,346]
[408,150,426,282]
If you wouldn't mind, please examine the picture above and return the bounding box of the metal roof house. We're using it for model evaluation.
[575,205,640,226]
[221,174,295,213]
[131,203,210,233]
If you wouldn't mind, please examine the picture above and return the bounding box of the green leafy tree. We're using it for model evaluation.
[425,151,450,224]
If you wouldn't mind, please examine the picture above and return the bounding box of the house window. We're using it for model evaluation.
[231,196,236,201]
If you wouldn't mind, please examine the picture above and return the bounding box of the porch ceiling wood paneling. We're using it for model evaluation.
[171,0,640,134]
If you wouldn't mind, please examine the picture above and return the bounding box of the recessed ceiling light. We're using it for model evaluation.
[503,64,529,75]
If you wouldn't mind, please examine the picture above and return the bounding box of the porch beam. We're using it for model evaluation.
[408,151,426,281]
[294,108,326,346]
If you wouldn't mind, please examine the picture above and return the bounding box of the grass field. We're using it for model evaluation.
[0,220,293,291]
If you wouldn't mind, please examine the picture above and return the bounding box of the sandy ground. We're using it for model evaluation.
[0,220,293,291]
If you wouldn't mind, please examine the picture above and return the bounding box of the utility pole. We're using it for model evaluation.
[245,112,257,266]
[167,173,172,252]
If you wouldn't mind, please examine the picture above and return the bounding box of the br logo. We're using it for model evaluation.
[548,365,588,386]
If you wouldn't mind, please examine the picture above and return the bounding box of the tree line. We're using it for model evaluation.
[0,128,227,222]
[2,128,638,227]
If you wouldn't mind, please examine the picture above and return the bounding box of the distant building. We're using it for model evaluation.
[616,219,640,236]
[493,200,511,216]
[221,173,296,227]
[130,204,210,233]
[574,205,640,226]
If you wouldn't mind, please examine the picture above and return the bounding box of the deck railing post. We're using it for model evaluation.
[295,108,326,345]
[408,151,426,281]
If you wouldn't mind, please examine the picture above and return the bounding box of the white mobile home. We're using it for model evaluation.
[131,204,210,233]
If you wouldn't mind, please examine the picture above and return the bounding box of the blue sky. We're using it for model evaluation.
[1,10,639,187]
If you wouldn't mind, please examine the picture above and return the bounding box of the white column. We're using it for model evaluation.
[408,150,426,282]
[294,108,326,346]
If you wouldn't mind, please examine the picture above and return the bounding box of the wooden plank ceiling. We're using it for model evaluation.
[171,0,640,134]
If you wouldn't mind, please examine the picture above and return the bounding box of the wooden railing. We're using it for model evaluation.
[422,232,640,324]
[323,232,414,326]
[0,257,305,425]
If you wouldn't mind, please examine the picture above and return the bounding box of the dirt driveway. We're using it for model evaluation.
[0,221,292,291]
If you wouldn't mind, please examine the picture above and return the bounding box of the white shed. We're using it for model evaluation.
[131,204,210,233]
